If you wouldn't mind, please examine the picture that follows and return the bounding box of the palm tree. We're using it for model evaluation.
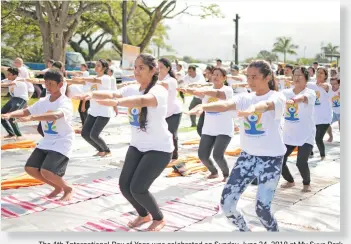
[272,37,299,63]
[256,50,279,63]
[322,43,339,62]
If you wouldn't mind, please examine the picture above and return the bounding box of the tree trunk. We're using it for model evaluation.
[40,23,52,62]
[284,52,286,63]
[138,11,162,52]
[52,28,66,63]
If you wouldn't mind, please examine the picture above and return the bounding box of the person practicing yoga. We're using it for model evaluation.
[81,54,174,231]
[183,67,233,182]
[188,60,286,232]
[280,66,316,192]
[1,69,74,201]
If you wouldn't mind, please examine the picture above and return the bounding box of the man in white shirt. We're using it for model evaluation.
[1,67,28,138]
[14,57,34,98]
[181,65,206,127]
[216,59,222,68]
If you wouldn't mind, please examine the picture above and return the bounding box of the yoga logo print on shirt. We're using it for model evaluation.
[206,97,220,115]
[285,103,299,121]
[244,112,265,135]
[90,84,98,91]
[332,95,340,108]
[44,110,58,135]
[284,80,292,89]
[315,91,321,105]
[128,107,141,127]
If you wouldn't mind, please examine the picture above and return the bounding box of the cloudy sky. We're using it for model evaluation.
[159,0,340,62]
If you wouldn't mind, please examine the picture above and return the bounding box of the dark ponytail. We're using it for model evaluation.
[158,57,175,79]
[98,59,109,75]
[138,54,158,132]
[249,60,277,91]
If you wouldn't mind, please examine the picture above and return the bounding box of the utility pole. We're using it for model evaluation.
[233,14,240,65]
[304,46,306,59]
[122,1,128,44]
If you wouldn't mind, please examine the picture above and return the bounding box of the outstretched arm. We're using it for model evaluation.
[96,94,158,108]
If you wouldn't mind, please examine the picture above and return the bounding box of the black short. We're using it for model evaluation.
[25,148,69,177]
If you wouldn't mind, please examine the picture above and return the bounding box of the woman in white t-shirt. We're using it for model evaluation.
[183,67,233,181]
[84,54,173,232]
[73,59,114,157]
[326,77,340,143]
[188,60,286,232]
[280,66,316,192]
[157,58,182,161]
[307,67,333,160]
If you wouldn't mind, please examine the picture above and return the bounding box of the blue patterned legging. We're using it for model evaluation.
[220,151,283,232]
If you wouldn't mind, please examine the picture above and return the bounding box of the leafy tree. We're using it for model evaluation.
[322,43,339,62]
[1,2,43,62]
[2,1,105,63]
[256,50,279,63]
[272,37,299,63]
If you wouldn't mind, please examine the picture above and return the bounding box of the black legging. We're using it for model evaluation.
[81,114,110,153]
[119,146,172,220]
[281,143,313,185]
[315,124,330,157]
[198,134,231,177]
[78,100,90,125]
[166,113,182,160]
[196,112,205,137]
[189,97,202,127]
[1,97,27,136]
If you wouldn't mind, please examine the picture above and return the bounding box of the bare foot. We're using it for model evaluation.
[101,152,112,158]
[128,214,152,228]
[302,185,311,192]
[93,152,105,157]
[47,187,63,198]
[59,187,73,201]
[222,176,228,182]
[326,137,333,143]
[3,135,15,139]
[146,219,166,232]
[321,156,326,161]
[280,182,295,188]
[207,173,219,179]
[74,129,82,134]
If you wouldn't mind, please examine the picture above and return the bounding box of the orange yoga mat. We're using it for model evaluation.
[1,173,44,190]
[1,140,36,150]
[225,147,242,156]
[181,139,200,145]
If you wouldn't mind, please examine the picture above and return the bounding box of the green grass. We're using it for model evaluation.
[178,126,197,133]
[1,97,39,107]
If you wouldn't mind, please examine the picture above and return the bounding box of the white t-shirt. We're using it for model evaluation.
[307,82,333,125]
[118,84,174,153]
[8,78,29,101]
[176,69,186,84]
[232,90,287,157]
[18,66,34,92]
[277,76,294,91]
[88,75,114,117]
[28,95,75,158]
[330,89,340,114]
[183,74,206,98]
[202,85,234,137]
[110,75,118,91]
[227,75,248,94]
[282,88,316,146]
[160,74,182,117]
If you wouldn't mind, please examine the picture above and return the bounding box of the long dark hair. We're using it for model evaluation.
[138,54,158,132]
[158,57,175,79]
[98,59,109,74]
[248,60,277,91]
